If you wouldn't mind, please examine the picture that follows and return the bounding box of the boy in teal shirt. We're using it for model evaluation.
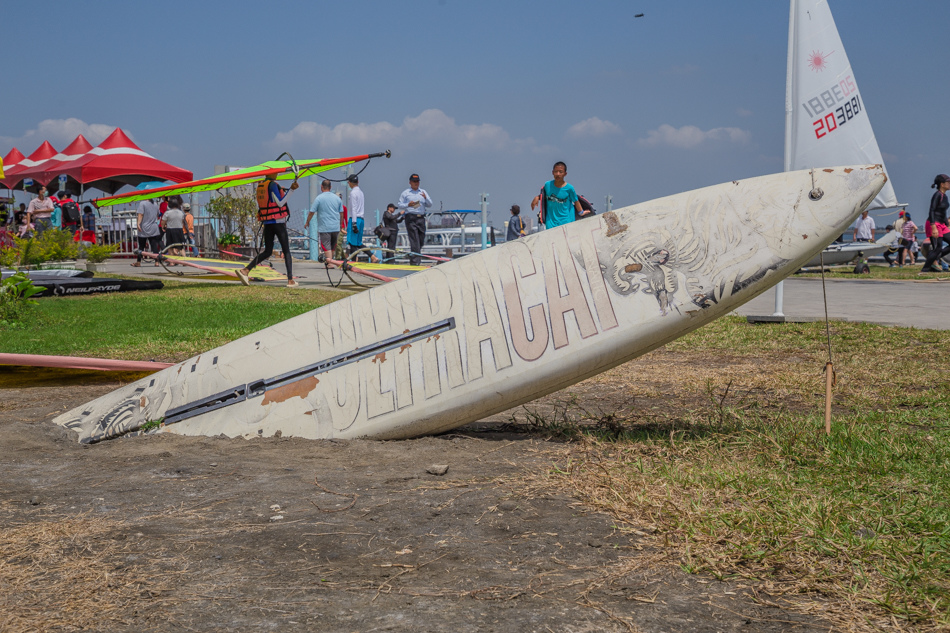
[531,161,584,229]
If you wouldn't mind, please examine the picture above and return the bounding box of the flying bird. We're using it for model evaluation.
[635,13,644,17]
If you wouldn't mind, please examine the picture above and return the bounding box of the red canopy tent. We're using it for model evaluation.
[2,148,26,177]
[14,135,95,194]
[0,141,58,189]
[56,128,192,194]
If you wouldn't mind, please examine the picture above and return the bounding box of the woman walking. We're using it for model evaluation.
[921,174,950,273]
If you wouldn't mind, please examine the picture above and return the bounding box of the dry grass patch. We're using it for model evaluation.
[0,511,174,631]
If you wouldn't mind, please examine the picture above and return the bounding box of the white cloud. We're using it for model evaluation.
[566,117,623,139]
[737,108,753,117]
[1,118,117,149]
[273,120,400,148]
[148,142,180,154]
[637,124,751,149]
[271,109,537,153]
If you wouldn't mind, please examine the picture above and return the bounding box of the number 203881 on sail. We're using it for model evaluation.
[800,74,864,140]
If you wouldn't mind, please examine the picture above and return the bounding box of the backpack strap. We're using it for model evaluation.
[537,184,547,226]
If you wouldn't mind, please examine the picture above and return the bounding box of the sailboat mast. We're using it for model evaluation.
[774,0,797,317]
[784,0,796,173]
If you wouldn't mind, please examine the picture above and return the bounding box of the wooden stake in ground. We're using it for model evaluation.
[819,251,835,436]
[824,361,834,435]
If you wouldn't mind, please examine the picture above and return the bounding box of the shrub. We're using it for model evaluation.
[82,243,119,264]
[0,230,81,268]
[16,236,48,267]
[40,229,80,262]
[218,232,241,246]
[0,272,44,326]
[0,245,19,268]
[205,191,257,244]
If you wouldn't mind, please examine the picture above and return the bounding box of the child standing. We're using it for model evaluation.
[900,213,917,267]
[506,204,526,241]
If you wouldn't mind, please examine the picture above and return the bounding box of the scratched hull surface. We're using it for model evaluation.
[56,166,885,443]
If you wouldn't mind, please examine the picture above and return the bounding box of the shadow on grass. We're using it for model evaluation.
[502,392,751,444]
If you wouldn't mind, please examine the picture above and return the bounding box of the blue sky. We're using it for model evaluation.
[2,1,946,227]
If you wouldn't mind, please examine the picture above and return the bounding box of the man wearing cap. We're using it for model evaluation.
[183,203,198,256]
[58,191,81,234]
[506,204,526,241]
[397,173,432,265]
[346,174,365,257]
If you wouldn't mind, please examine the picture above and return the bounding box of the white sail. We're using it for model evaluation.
[785,0,897,210]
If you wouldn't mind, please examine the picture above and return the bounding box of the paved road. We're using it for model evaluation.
[94,258,950,330]
[735,278,950,330]
[96,255,368,291]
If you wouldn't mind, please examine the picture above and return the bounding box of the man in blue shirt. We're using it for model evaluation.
[531,161,584,229]
[305,179,343,261]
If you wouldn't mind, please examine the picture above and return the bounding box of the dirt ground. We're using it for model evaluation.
[0,357,831,633]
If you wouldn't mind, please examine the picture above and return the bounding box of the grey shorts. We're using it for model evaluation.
[34,217,53,235]
[319,232,338,255]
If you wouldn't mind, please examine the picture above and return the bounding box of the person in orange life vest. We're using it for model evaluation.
[182,203,198,256]
[236,173,299,288]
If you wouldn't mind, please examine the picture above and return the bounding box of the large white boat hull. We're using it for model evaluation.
[56,166,886,443]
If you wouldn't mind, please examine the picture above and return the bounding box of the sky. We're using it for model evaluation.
[2,0,947,228]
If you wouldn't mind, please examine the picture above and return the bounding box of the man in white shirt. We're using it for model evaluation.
[397,173,432,265]
[26,186,56,235]
[852,210,875,243]
[346,174,365,257]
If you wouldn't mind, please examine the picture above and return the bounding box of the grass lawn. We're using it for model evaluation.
[797,263,950,281]
[0,278,350,361]
[518,317,950,631]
